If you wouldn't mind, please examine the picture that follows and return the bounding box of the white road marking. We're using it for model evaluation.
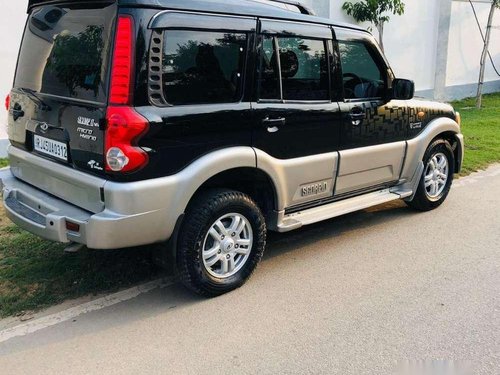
[0,278,174,344]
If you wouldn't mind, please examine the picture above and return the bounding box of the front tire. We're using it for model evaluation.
[406,139,455,211]
[177,189,266,297]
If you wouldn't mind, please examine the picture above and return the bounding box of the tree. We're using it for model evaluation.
[46,25,104,96]
[476,0,500,109]
[342,0,405,52]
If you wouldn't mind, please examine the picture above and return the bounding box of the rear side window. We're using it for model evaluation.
[14,4,116,103]
[258,36,330,101]
[278,37,329,101]
[162,30,247,105]
[338,41,386,99]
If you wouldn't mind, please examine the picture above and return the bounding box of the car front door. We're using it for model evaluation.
[334,29,408,196]
[252,20,342,210]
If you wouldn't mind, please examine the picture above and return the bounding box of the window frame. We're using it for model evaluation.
[147,11,257,108]
[335,34,391,103]
[257,34,333,104]
[256,21,334,105]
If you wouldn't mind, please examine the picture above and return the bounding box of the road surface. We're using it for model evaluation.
[0,166,499,375]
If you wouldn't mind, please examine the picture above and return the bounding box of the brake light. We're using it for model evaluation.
[105,106,149,172]
[105,15,148,173]
[5,94,10,111]
[110,15,134,105]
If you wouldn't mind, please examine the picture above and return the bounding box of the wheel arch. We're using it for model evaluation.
[186,167,279,221]
[431,131,463,173]
[401,117,463,181]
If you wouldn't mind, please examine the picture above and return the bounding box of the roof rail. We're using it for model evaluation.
[265,0,316,16]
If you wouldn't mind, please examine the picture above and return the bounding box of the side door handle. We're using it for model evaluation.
[349,108,365,126]
[262,117,286,133]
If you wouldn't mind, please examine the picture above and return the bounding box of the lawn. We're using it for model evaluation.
[451,93,500,175]
[0,202,161,318]
[0,159,8,169]
[0,93,498,318]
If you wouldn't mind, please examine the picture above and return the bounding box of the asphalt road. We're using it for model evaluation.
[0,166,499,375]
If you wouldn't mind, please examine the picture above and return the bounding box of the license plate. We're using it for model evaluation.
[33,135,68,162]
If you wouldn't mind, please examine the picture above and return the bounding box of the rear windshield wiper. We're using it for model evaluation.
[18,88,51,111]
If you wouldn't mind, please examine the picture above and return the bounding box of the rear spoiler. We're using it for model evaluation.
[29,0,316,15]
[28,0,114,12]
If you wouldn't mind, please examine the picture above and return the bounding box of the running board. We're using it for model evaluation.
[277,189,408,232]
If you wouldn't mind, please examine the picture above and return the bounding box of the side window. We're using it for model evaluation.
[258,36,280,100]
[162,30,247,105]
[278,37,329,101]
[258,36,330,101]
[338,41,386,100]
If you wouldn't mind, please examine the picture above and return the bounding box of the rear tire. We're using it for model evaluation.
[406,139,454,211]
[177,189,266,297]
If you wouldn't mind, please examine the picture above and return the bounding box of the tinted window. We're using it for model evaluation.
[258,36,329,101]
[278,37,329,101]
[14,4,115,103]
[338,41,386,99]
[258,36,280,100]
[162,31,247,105]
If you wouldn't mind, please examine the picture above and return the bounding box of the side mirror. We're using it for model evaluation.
[390,78,415,100]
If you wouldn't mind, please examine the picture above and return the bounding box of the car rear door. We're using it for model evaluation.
[8,2,118,176]
[252,20,342,210]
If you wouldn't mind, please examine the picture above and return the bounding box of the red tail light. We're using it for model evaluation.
[105,106,149,172]
[105,15,148,173]
[110,15,134,105]
[5,94,10,111]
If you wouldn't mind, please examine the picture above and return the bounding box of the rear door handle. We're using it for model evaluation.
[262,117,286,133]
[349,113,365,120]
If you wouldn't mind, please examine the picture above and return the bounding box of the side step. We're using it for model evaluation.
[277,189,407,232]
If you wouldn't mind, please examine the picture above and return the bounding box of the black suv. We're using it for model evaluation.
[1,0,464,296]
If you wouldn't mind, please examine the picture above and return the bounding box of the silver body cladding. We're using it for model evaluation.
[0,117,463,249]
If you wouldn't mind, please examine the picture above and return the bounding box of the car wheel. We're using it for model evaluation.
[177,189,266,297]
[406,139,455,211]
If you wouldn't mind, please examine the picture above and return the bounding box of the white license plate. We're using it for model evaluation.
[33,135,68,162]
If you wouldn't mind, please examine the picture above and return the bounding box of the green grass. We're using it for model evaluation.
[0,158,8,168]
[0,204,161,318]
[0,93,498,318]
[451,93,500,175]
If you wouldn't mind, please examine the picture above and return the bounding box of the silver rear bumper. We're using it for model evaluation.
[1,169,92,243]
[1,145,258,250]
[0,168,174,249]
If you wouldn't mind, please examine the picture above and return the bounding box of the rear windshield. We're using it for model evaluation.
[14,3,116,104]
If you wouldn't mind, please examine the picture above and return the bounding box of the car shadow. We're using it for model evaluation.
[0,200,420,354]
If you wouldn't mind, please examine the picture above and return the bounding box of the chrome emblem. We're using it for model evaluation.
[301,181,328,197]
[39,123,49,133]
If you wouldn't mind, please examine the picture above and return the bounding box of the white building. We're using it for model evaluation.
[304,0,500,100]
[1,0,499,155]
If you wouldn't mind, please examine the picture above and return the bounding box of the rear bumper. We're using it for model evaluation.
[0,168,173,249]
